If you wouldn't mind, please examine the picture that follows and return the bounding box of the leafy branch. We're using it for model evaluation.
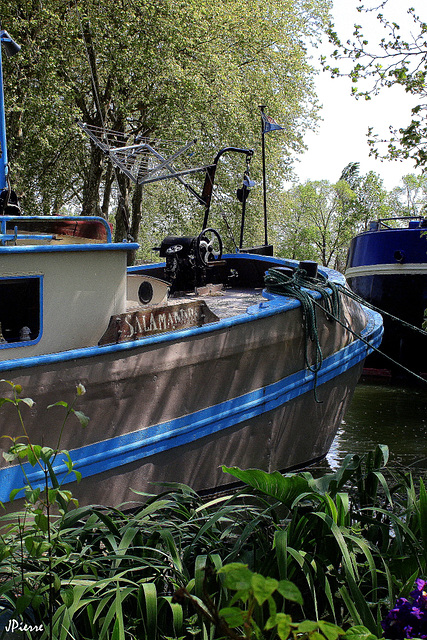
[322,4,427,166]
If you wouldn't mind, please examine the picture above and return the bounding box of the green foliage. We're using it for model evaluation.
[1,0,330,254]
[276,167,427,272]
[224,446,427,635]
[1,384,426,638]
[323,4,427,167]
[210,562,353,640]
[273,179,360,269]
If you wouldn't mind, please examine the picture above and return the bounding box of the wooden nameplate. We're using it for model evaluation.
[99,300,219,345]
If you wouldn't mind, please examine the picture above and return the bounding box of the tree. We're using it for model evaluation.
[339,163,392,230]
[324,2,427,167]
[274,179,359,269]
[389,173,427,217]
[2,0,331,260]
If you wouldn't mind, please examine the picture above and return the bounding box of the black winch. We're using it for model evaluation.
[156,228,224,293]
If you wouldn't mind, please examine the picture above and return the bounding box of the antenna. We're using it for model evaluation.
[78,123,211,187]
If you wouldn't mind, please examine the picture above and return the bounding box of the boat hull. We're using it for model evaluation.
[346,272,427,377]
[346,222,427,379]
[65,362,364,506]
[0,266,382,507]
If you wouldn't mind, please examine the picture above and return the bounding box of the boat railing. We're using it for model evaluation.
[369,216,427,231]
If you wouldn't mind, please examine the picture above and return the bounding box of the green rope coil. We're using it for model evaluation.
[264,266,342,402]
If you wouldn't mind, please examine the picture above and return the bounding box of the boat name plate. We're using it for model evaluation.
[98,300,219,345]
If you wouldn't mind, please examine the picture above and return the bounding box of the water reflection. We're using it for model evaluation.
[327,382,427,472]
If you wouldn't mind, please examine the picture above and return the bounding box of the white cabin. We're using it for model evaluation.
[0,217,137,359]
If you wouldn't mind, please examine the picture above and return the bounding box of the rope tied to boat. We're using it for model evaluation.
[264,266,342,402]
[333,282,427,385]
[265,266,427,387]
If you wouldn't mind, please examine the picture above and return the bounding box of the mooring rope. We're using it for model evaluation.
[264,266,427,388]
[333,282,427,385]
[264,267,342,401]
[335,282,427,338]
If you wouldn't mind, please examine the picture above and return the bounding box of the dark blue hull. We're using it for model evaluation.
[346,218,427,379]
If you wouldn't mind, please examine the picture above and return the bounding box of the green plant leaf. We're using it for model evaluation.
[318,620,345,640]
[25,487,41,504]
[311,632,328,640]
[16,593,33,615]
[218,563,252,592]
[0,397,14,407]
[3,450,20,463]
[47,401,69,409]
[61,588,75,608]
[20,397,35,408]
[26,445,41,466]
[138,583,157,639]
[277,579,303,605]
[35,512,49,532]
[251,573,278,605]
[276,613,293,640]
[343,625,379,640]
[418,478,427,559]
[222,467,310,506]
[73,409,90,428]
[297,620,321,633]
[114,583,125,640]
[219,606,245,628]
[9,487,23,501]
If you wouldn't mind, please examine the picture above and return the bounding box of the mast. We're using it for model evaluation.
[0,26,20,191]
[259,105,268,246]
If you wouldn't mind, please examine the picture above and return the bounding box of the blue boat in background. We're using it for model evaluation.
[345,217,427,380]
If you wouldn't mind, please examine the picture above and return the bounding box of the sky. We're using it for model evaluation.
[291,0,425,190]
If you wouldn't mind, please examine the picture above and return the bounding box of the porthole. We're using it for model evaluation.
[138,280,154,305]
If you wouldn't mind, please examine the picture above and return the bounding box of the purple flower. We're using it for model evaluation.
[414,580,427,593]
[382,580,427,638]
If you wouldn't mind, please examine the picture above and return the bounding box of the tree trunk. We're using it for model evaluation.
[81,143,104,216]
[114,172,131,242]
[126,183,144,265]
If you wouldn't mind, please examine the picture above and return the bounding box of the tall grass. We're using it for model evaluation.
[0,382,426,639]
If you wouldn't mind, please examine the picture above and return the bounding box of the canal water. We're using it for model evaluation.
[326,381,427,475]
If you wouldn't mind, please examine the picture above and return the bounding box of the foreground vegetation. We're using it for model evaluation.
[0,383,427,639]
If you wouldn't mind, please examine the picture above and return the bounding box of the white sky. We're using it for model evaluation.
[291,0,425,190]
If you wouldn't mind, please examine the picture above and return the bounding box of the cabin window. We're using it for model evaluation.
[0,276,42,347]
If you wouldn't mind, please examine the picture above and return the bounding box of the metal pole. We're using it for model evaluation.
[239,184,247,250]
[0,30,8,191]
[201,146,253,229]
[259,105,268,245]
[0,27,20,192]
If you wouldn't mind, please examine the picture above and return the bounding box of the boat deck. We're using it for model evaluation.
[181,287,263,319]
[125,285,264,319]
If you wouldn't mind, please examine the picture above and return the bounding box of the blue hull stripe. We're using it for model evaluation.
[0,309,383,502]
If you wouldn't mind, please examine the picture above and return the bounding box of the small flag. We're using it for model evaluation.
[261,111,284,133]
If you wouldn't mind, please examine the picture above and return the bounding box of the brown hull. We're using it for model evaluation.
[0,290,379,508]
[69,362,363,507]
